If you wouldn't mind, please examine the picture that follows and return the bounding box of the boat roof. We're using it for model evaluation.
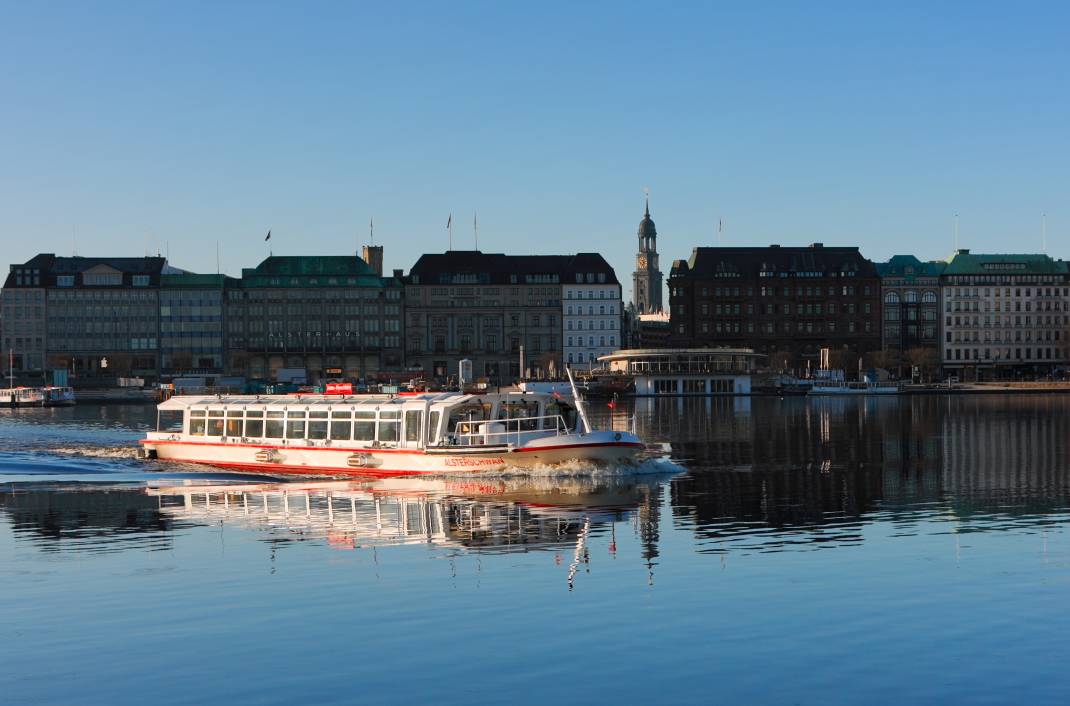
[157,391,559,411]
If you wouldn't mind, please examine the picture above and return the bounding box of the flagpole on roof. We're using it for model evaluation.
[474,211,478,250]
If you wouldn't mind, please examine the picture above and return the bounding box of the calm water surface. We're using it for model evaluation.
[2,396,1069,705]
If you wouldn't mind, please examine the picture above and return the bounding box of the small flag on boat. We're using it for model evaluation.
[607,400,616,409]
[264,230,271,242]
[552,390,561,399]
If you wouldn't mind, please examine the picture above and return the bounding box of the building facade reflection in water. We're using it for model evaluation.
[613,396,1070,550]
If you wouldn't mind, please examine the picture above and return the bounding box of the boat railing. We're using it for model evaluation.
[448,414,571,447]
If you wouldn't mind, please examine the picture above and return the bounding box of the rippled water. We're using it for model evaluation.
[2,396,1070,705]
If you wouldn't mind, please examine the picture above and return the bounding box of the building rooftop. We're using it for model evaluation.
[670,244,877,279]
[875,255,947,278]
[942,250,1068,276]
[240,255,399,288]
[5,254,172,288]
[407,251,619,286]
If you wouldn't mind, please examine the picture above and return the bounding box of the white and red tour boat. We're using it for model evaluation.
[139,374,642,477]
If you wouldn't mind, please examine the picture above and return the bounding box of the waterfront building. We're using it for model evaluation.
[1,257,48,378]
[562,256,622,367]
[667,244,882,368]
[940,249,1070,378]
[876,255,945,361]
[632,201,663,314]
[597,348,764,395]
[405,251,619,383]
[3,254,172,383]
[159,273,234,377]
[223,255,404,384]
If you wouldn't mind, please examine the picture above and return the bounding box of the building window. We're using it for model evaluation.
[84,273,122,286]
[133,275,150,287]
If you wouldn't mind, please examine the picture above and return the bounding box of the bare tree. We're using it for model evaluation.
[905,347,940,383]
[770,350,796,373]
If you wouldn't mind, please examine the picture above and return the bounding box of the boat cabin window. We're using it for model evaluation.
[330,411,352,440]
[207,410,225,436]
[244,410,264,438]
[404,410,422,442]
[448,402,487,435]
[378,410,400,443]
[354,411,376,442]
[265,411,285,439]
[158,410,184,433]
[545,400,576,431]
[498,400,539,431]
[226,409,243,437]
[286,410,306,440]
[427,411,441,445]
[308,410,328,440]
[188,409,206,435]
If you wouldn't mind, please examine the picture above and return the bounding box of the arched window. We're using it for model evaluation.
[884,291,900,304]
[922,290,937,303]
[904,290,918,303]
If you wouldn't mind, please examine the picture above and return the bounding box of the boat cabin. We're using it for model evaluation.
[155,392,579,449]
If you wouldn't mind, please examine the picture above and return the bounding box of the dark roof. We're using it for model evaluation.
[875,255,947,278]
[670,245,878,279]
[47,256,167,275]
[406,251,619,286]
[5,254,169,288]
[638,201,657,239]
[942,250,1068,276]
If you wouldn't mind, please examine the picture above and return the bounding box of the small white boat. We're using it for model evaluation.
[0,387,46,407]
[140,373,643,477]
[809,381,900,396]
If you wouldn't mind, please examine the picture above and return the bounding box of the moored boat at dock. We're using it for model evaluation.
[1,387,46,407]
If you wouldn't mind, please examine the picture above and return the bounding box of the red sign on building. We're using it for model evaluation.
[324,382,352,395]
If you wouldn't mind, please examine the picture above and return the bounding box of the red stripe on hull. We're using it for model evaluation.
[167,458,478,478]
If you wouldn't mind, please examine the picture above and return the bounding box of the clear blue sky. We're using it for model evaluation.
[2,1,1068,301]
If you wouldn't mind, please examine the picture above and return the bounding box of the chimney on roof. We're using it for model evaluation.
[810,242,824,248]
[392,269,403,278]
[956,248,970,255]
[362,245,384,276]
[770,244,781,248]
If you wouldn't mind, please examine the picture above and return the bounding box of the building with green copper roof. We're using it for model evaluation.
[940,249,1070,379]
[224,254,404,384]
[876,255,945,362]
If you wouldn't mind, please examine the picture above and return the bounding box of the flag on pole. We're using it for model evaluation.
[446,214,451,229]
[264,230,271,242]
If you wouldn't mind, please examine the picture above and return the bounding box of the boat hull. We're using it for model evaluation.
[140,432,643,477]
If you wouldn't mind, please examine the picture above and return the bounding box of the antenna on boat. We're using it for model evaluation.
[565,365,592,434]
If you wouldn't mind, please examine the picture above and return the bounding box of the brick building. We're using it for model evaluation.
[667,244,881,368]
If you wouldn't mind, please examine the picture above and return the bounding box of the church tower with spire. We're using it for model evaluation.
[632,199,663,313]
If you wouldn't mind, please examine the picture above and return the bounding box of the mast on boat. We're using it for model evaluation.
[566,366,592,434]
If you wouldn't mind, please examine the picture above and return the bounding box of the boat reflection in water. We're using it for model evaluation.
[146,473,672,587]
